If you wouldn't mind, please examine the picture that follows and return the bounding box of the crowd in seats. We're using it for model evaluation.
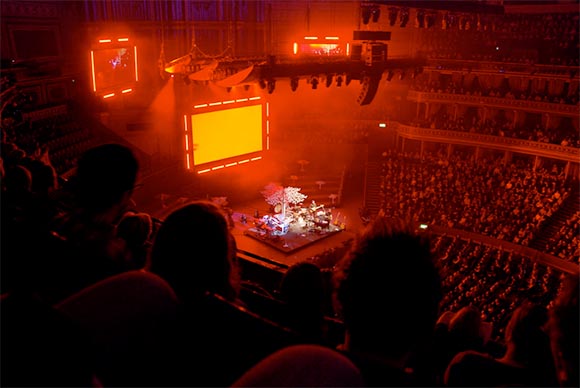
[417,12,579,66]
[543,210,580,264]
[1,140,578,386]
[377,149,572,247]
[445,301,558,387]
[432,234,562,341]
[1,135,578,386]
[411,72,579,106]
[2,107,98,174]
[409,113,579,148]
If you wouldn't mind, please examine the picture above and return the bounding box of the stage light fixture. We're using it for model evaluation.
[417,10,425,28]
[267,79,275,94]
[399,7,409,27]
[310,76,319,90]
[361,6,372,25]
[371,6,380,23]
[388,7,398,26]
[290,77,299,92]
[336,75,343,87]
[325,74,333,88]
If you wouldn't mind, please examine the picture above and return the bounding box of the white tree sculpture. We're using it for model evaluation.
[262,183,307,218]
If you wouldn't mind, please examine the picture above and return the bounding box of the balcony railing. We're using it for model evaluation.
[407,90,580,116]
[394,122,580,163]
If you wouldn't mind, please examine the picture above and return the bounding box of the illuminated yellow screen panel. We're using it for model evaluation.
[191,104,263,166]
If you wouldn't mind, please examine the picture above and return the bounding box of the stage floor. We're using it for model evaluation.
[230,199,359,269]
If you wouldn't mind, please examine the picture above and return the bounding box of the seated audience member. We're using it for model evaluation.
[430,305,487,383]
[148,200,240,304]
[115,211,153,270]
[445,301,558,387]
[231,344,364,387]
[549,274,579,387]
[279,261,328,344]
[332,217,442,386]
[45,143,141,302]
[1,291,97,387]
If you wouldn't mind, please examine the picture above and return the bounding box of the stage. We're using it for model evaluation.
[229,199,359,269]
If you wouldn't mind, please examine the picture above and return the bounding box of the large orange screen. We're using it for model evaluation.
[191,104,263,166]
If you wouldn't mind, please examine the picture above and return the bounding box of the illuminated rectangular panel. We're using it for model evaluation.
[103,93,115,98]
[91,46,137,93]
[118,38,129,42]
[249,96,261,101]
[191,104,263,166]
[121,88,132,93]
[99,39,112,43]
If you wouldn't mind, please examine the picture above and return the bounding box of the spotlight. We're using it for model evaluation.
[258,79,267,89]
[336,75,343,87]
[325,74,333,88]
[267,79,275,94]
[290,77,299,92]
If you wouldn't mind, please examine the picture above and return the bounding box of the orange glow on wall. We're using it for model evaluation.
[191,104,262,166]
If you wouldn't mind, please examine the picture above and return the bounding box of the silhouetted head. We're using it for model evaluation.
[149,200,239,303]
[449,305,482,342]
[280,261,324,311]
[333,217,441,359]
[74,144,138,213]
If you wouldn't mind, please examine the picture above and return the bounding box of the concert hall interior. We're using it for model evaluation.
[1,1,579,387]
